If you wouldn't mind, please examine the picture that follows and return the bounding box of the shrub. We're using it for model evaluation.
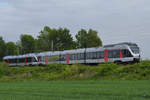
[0,60,150,81]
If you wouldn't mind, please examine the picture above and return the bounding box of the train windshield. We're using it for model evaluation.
[130,46,139,54]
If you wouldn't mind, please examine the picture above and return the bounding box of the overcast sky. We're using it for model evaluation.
[0,0,150,59]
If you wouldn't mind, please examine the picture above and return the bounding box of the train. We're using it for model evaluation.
[3,42,140,66]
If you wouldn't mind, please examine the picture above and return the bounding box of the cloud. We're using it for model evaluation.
[0,0,150,59]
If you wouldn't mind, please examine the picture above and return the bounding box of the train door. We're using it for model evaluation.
[66,53,70,64]
[7,59,10,66]
[24,56,27,66]
[120,50,123,58]
[45,55,48,65]
[104,49,108,62]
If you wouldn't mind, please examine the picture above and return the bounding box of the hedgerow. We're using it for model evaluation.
[0,60,150,81]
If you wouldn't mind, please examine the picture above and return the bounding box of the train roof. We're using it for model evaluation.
[3,53,37,60]
[37,51,61,56]
[103,42,137,48]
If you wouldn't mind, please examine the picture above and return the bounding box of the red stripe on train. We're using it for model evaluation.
[104,49,108,62]
[45,56,48,64]
[31,57,33,63]
[38,58,41,62]
[25,56,27,65]
[8,59,10,65]
[120,50,123,58]
[66,53,70,64]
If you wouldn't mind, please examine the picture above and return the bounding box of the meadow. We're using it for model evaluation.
[0,80,149,100]
[0,60,150,81]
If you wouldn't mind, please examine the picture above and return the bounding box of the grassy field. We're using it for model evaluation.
[0,81,149,100]
[0,60,150,81]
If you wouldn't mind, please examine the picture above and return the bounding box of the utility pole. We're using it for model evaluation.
[51,40,53,51]
[84,42,87,64]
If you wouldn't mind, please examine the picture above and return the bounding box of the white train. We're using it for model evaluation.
[3,53,38,66]
[3,42,140,66]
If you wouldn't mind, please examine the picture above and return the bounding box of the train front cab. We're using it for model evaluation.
[103,48,139,64]
[128,46,140,63]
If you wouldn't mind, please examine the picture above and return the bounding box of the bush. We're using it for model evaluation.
[0,60,150,81]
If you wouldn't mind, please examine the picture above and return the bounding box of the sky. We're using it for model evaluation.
[0,0,150,59]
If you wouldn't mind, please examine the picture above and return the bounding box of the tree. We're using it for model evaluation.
[55,28,75,50]
[75,29,102,48]
[6,42,17,56]
[20,34,35,54]
[16,41,23,55]
[75,29,88,48]
[37,26,52,51]
[0,36,7,61]
[86,29,103,47]
[37,26,75,51]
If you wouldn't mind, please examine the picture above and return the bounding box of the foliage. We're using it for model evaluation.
[1,26,103,56]
[6,42,18,56]
[75,29,103,48]
[0,37,7,61]
[37,26,76,51]
[0,60,150,81]
[20,34,35,54]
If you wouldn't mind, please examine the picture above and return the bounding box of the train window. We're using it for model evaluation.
[87,52,91,59]
[4,60,7,63]
[122,49,132,57]
[63,55,67,61]
[112,50,120,58]
[33,58,37,62]
[79,53,82,60]
[10,59,16,63]
[97,51,101,59]
[89,52,92,59]
[59,55,63,61]
[9,59,12,63]
[80,53,84,60]
[47,56,50,62]
[42,56,45,62]
[64,55,66,61]
[108,51,113,58]
[86,53,88,59]
[100,51,104,58]
[77,53,79,60]
[72,54,74,60]
[93,52,97,59]
[126,50,132,57]
[96,52,100,59]
[62,55,66,61]
[96,52,99,58]
[86,52,90,59]
[72,54,75,60]
[18,58,21,63]
[69,54,72,60]
[76,53,79,60]
[73,54,75,60]
[91,52,94,59]
[59,55,62,61]
[95,52,97,59]
[73,54,76,60]
[27,57,31,62]
[38,57,41,62]
[74,54,76,60]
[18,58,25,63]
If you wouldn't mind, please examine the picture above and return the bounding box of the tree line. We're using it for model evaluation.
[0,26,103,61]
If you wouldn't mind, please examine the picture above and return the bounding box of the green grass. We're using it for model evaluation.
[0,81,149,100]
[0,60,150,81]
